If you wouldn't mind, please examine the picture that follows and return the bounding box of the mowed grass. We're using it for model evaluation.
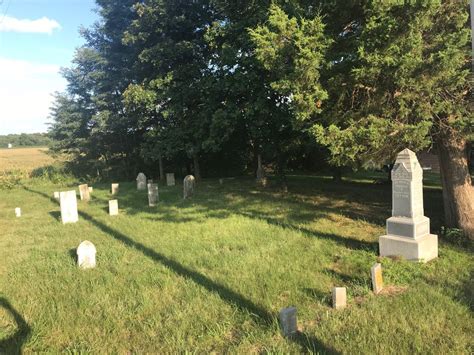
[0,147,54,173]
[0,173,473,353]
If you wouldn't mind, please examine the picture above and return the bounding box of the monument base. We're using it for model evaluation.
[379,234,438,263]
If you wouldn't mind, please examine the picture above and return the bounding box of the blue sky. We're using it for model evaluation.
[0,0,98,134]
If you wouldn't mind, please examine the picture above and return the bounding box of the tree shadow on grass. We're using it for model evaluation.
[78,210,337,353]
[0,297,31,354]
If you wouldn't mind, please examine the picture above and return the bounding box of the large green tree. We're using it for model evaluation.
[253,1,474,238]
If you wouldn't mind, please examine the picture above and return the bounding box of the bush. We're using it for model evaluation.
[440,227,472,248]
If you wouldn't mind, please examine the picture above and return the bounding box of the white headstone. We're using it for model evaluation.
[109,200,119,216]
[77,241,96,269]
[53,191,60,200]
[137,173,147,190]
[279,307,297,338]
[148,183,159,207]
[78,184,91,202]
[60,191,79,224]
[166,173,176,186]
[7,143,12,149]
[183,175,195,199]
[379,149,438,262]
[111,183,119,195]
[15,207,21,217]
[332,287,347,309]
[88,186,93,194]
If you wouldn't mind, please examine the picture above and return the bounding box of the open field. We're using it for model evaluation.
[0,147,54,173]
[0,171,472,352]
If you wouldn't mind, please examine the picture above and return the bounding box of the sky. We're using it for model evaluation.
[0,0,98,135]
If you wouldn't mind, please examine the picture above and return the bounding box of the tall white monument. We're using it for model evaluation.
[379,149,438,262]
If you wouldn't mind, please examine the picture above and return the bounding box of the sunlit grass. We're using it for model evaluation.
[0,175,472,353]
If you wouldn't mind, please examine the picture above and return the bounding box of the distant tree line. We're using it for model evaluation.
[0,133,51,148]
[49,0,473,238]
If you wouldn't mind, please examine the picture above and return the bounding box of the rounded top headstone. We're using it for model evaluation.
[77,240,97,256]
[137,173,146,181]
[184,175,195,182]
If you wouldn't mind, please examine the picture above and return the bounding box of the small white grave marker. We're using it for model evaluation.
[166,173,175,186]
[60,191,79,224]
[53,191,60,200]
[111,183,119,195]
[137,173,147,190]
[88,186,93,194]
[279,307,298,338]
[332,287,347,309]
[109,200,119,216]
[78,184,91,201]
[15,208,21,217]
[77,241,96,269]
[148,183,159,207]
[371,263,384,294]
[183,175,195,199]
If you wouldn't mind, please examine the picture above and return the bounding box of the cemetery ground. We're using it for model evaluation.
[0,151,473,353]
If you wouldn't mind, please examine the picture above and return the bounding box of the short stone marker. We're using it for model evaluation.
[166,173,175,186]
[109,200,119,216]
[332,287,347,309]
[53,191,60,200]
[219,178,224,185]
[60,191,79,224]
[279,307,298,338]
[183,175,195,199]
[77,241,96,269]
[15,208,21,217]
[137,173,147,190]
[379,149,438,262]
[371,263,384,294]
[111,183,119,195]
[78,184,91,202]
[88,186,93,194]
[148,183,159,207]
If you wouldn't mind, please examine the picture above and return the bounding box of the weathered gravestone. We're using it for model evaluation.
[371,263,384,294]
[279,307,298,338]
[88,186,93,194]
[136,173,147,190]
[219,178,224,185]
[15,208,21,218]
[379,149,438,262]
[78,184,91,202]
[111,183,119,195]
[53,191,60,200]
[77,241,96,269]
[148,183,159,207]
[183,175,195,199]
[60,191,79,224]
[332,287,347,309]
[109,200,119,216]
[166,173,175,187]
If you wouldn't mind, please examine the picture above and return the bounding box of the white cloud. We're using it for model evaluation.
[0,57,66,134]
[0,15,61,34]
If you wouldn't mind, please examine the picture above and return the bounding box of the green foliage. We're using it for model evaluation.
[0,133,51,148]
[249,4,330,122]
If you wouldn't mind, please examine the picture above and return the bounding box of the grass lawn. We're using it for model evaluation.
[0,173,472,353]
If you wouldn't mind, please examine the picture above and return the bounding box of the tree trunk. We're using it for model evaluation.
[437,134,474,240]
[256,153,265,180]
[193,154,201,181]
[158,155,164,181]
